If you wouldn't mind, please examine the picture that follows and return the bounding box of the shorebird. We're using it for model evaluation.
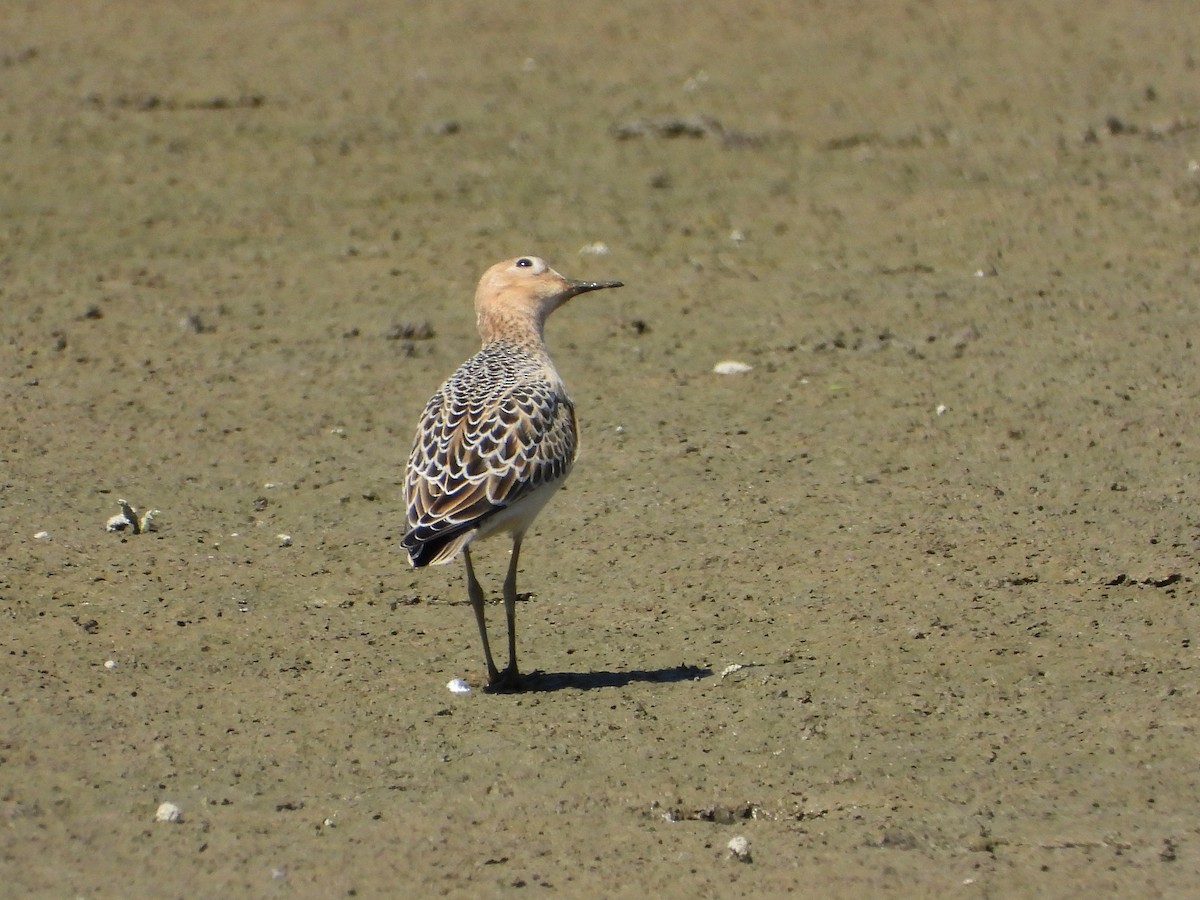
[401,256,623,690]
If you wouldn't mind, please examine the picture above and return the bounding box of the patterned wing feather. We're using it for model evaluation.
[401,345,577,566]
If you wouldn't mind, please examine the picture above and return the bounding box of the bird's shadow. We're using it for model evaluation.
[487,664,713,694]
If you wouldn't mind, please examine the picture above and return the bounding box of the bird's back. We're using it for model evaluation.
[402,340,578,566]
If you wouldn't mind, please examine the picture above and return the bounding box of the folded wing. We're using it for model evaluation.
[402,352,577,566]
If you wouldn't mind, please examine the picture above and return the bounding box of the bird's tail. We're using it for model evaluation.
[402,524,477,567]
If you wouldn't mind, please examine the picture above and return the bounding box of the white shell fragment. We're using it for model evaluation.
[106,499,159,534]
[277,534,293,548]
[155,801,183,823]
[447,678,472,695]
[106,512,133,532]
[727,835,752,862]
[104,659,118,670]
[713,360,753,375]
[720,663,745,678]
[33,531,49,540]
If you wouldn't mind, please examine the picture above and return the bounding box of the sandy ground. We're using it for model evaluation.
[2,1,1199,896]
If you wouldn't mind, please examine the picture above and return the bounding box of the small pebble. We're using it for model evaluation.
[424,119,461,136]
[727,835,752,862]
[713,360,752,375]
[447,678,471,695]
[104,660,118,670]
[155,801,182,823]
[277,534,293,548]
[179,313,206,334]
[33,531,49,539]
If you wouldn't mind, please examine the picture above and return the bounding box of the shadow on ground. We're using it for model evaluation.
[489,664,713,693]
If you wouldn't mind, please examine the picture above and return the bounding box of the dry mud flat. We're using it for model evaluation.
[2,2,1199,897]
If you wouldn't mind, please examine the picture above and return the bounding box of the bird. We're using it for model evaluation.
[401,256,623,690]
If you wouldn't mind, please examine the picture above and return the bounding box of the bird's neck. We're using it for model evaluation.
[476,306,548,349]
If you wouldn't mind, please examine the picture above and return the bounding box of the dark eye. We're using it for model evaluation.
[516,257,533,268]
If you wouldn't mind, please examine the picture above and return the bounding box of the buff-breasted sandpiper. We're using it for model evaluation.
[401,256,623,690]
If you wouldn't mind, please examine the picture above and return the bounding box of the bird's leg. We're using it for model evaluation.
[462,547,500,685]
[496,534,524,687]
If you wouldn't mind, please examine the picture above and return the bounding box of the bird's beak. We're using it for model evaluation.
[564,279,624,299]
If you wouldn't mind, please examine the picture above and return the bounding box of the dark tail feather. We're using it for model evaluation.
[402,521,475,567]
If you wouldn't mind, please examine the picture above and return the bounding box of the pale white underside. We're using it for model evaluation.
[423,475,566,565]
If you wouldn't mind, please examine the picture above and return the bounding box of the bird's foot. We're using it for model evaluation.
[484,666,524,693]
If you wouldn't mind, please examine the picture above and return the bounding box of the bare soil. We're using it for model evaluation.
[2,2,1198,896]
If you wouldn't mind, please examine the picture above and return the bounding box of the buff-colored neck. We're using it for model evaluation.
[476,284,563,348]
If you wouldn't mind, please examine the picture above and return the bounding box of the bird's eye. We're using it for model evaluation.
[516,257,533,268]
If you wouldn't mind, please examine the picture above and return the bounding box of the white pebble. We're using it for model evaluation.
[277,534,293,548]
[104,660,118,670]
[33,531,49,540]
[713,360,753,375]
[720,663,744,678]
[155,801,182,823]
[935,403,947,416]
[727,835,752,862]
[447,678,471,695]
